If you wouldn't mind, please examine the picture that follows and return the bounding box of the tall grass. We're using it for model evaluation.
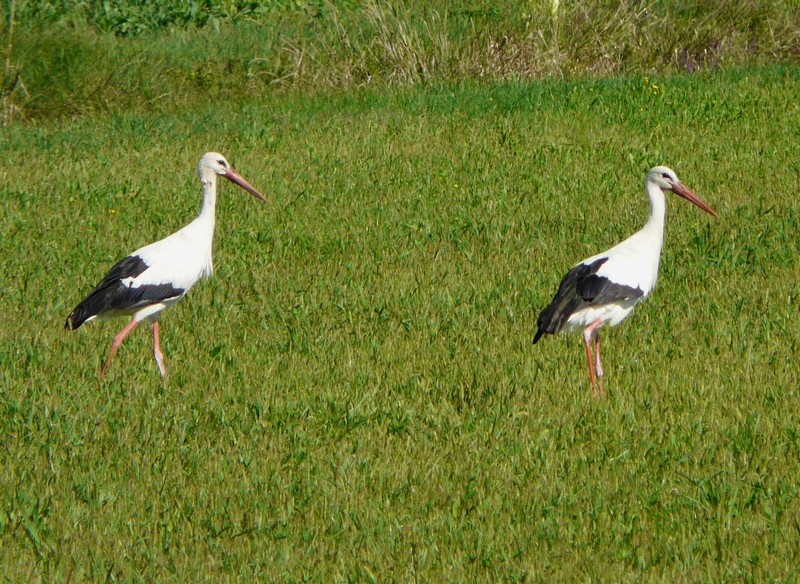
[1,0,26,125]
[1,0,799,120]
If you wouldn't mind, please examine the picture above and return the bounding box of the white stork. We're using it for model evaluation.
[65,152,267,380]
[532,166,717,395]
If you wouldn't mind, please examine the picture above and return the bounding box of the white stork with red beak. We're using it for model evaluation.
[533,166,717,395]
[65,152,267,380]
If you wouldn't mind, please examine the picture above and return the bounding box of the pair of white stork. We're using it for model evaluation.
[66,153,716,394]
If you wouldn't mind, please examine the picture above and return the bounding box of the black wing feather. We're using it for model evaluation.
[576,273,643,306]
[533,257,643,343]
[65,255,185,330]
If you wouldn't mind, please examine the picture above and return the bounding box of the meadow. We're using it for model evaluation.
[3,1,800,581]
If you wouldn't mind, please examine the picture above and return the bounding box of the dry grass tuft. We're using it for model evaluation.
[2,1,800,119]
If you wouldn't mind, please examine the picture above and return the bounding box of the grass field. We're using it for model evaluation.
[4,0,800,121]
[2,59,800,579]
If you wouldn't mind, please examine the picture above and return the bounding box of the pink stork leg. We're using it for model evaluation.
[99,319,140,380]
[582,318,604,396]
[152,320,167,378]
[594,333,605,395]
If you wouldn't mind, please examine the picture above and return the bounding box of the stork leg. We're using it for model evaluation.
[582,328,596,391]
[99,319,140,380]
[582,318,604,396]
[594,332,605,395]
[152,320,167,378]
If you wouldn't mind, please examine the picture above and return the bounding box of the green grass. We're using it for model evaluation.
[2,64,800,579]
[3,0,800,120]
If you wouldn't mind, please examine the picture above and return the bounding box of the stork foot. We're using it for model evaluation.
[154,347,167,378]
[152,321,168,378]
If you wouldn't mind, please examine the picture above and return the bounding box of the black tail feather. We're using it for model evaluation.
[65,283,113,330]
[65,302,96,330]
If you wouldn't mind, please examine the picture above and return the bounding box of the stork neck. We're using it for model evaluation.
[642,180,667,244]
[198,174,218,225]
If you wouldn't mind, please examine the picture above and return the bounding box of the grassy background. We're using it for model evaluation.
[3,0,800,120]
[1,63,800,580]
[3,0,800,580]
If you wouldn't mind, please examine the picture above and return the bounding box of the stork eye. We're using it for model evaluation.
[661,172,670,179]
[217,159,227,167]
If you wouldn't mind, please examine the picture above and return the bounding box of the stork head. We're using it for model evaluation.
[197,152,267,203]
[647,166,716,216]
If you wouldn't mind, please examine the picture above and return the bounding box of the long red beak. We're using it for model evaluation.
[671,182,717,217]
[224,167,267,203]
